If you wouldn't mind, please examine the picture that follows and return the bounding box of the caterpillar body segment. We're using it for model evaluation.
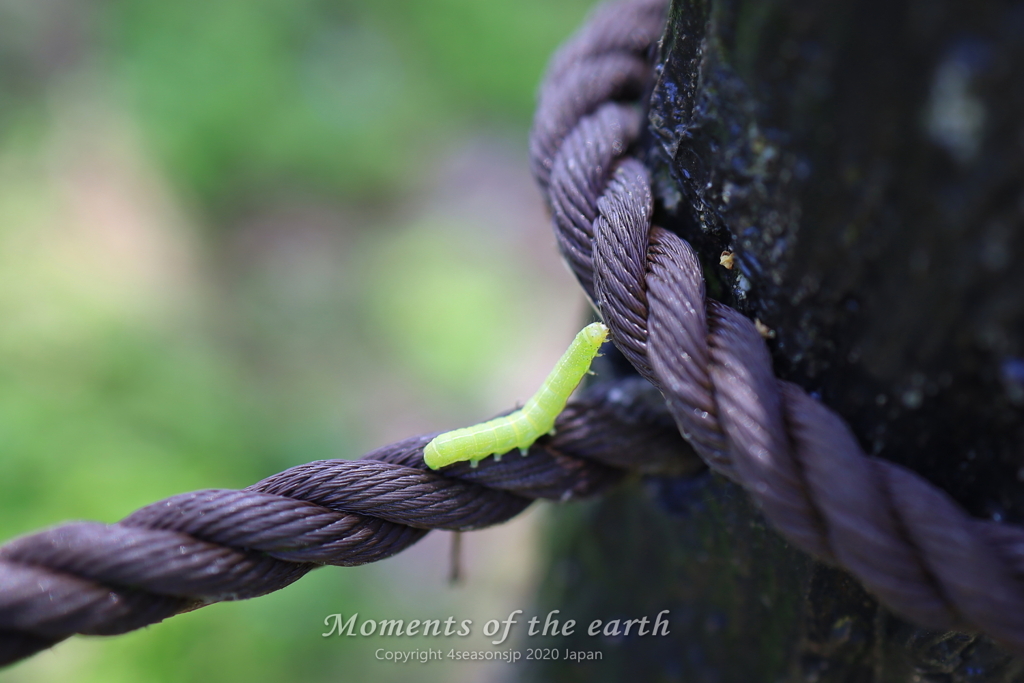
[423,323,609,469]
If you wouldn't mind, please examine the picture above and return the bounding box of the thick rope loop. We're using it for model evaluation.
[533,0,1024,652]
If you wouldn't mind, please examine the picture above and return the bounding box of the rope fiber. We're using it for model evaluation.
[2,0,1023,666]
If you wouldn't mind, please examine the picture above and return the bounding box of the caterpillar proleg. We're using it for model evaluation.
[423,322,609,469]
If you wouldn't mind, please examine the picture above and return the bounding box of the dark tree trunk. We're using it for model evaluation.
[532,0,1024,680]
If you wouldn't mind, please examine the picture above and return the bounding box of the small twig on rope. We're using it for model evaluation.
[448,531,463,586]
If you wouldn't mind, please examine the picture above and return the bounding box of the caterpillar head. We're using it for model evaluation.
[582,322,610,347]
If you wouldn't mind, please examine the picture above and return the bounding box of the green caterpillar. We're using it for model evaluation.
[423,322,609,469]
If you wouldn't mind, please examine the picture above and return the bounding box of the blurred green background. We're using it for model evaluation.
[0,0,595,680]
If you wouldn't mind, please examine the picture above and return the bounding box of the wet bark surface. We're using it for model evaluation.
[533,0,1024,679]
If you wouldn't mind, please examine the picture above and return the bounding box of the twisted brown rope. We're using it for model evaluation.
[0,377,695,666]
[534,0,1024,654]
[3,0,1023,668]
